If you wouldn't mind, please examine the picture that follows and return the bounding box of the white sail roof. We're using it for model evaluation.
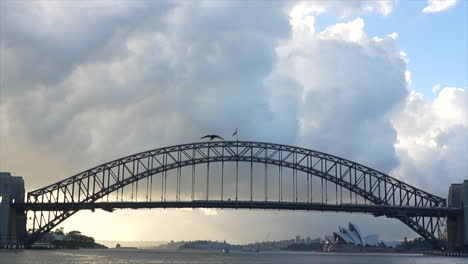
[341,229,358,245]
[346,228,363,246]
[348,222,365,245]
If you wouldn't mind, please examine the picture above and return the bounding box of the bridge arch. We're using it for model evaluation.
[24,141,448,248]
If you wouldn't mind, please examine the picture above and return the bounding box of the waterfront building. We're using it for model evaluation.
[323,222,392,252]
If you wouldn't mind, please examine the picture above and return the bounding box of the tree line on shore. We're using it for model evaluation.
[37,228,107,249]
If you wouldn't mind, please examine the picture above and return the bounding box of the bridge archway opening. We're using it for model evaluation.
[44,204,424,246]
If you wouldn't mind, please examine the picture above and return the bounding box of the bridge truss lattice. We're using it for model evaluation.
[22,141,455,249]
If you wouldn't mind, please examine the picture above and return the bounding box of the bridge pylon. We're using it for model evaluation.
[447,180,468,249]
[0,172,26,247]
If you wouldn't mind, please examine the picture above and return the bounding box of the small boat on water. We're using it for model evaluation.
[222,248,230,253]
[114,243,138,250]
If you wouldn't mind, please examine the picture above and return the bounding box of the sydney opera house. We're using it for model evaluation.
[323,222,391,252]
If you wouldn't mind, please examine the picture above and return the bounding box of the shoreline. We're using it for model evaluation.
[3,247,465,257]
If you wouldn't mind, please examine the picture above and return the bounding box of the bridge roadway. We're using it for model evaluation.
[14,200,462,218]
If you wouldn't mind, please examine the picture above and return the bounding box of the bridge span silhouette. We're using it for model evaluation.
[1,141,466,250]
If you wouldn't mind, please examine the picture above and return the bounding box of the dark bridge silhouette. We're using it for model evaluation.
[15,141,463,249]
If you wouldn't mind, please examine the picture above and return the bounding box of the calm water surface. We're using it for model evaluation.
[1,249,467,264]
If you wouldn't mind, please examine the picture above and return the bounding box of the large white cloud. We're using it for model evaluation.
[391,87,467,195]
[267,14,408,173]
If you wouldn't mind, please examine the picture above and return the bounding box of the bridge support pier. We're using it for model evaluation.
[447,180,468,250]
[0,172,26,247]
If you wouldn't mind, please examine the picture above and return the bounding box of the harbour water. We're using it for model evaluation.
[1,249,467,264]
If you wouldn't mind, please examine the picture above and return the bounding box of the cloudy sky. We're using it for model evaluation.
[1,0,466,243]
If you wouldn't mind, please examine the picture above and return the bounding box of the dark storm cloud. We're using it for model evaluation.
[1,1,174,93]
[1,0,291,186]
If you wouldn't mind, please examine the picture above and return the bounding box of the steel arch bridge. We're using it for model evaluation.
[17,141,462,249]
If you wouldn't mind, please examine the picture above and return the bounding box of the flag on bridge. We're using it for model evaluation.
[232,128,238,137]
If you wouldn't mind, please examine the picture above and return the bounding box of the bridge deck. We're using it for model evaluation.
[14,201,462,218]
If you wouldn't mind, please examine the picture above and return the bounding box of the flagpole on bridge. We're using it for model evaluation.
[232,128,238,141]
